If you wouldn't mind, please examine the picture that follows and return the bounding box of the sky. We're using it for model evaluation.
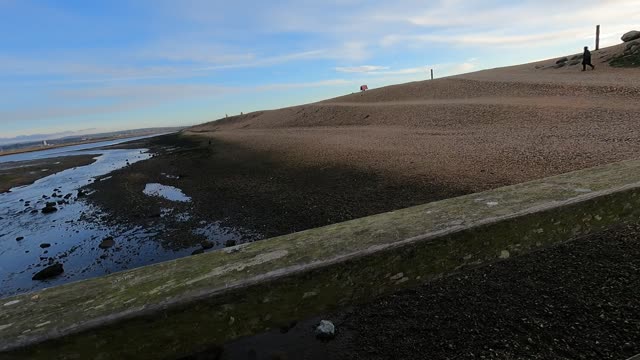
[0,0,639,139]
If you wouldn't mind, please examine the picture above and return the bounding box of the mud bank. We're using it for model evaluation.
[0,155,97,193]
[85,133,469,242]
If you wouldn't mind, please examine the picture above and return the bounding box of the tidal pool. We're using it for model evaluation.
[143,183,191,202]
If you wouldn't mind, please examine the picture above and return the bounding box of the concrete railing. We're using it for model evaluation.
[3,159,640,359]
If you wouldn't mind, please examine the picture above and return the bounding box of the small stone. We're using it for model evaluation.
[201,241,214,250]
[499,250,510,259]
[623,342,635,353]
[41,206,58,214]
[191,249,204,255]
[99,237,115,249]
[42,202,58,214]
[32,263,64,280]
[315,320,336,340]
[556,57,568,64]
[225,240,237,247]
[15,237,24,241]
[40,243,51,248]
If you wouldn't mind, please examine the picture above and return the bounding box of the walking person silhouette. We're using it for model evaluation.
[582,46,595,71]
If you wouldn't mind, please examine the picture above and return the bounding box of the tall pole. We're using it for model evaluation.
[430,69,434,80]
[596,25,600,50]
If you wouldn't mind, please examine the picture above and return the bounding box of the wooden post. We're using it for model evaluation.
[596,25,600,50]
[430,69,434,80]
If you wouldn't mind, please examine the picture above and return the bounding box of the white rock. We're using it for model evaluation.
[315,320,336,339]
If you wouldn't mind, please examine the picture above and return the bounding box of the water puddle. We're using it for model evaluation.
[143,183,191,202]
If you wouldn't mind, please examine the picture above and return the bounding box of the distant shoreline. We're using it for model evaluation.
[0,132,177,158]
[0,137,118,157]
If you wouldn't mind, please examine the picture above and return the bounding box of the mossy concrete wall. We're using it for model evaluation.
[3,159,640,359]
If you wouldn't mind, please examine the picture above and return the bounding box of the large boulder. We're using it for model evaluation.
[622,30,640,42]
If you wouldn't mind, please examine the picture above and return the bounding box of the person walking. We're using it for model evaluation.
[582,46,595,71]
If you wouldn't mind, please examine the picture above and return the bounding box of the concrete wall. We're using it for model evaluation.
[2,159,640,359]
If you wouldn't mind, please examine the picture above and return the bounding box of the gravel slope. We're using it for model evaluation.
[187,43,640,194]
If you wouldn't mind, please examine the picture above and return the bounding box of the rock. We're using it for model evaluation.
[40,243,51,248]
[77,190,85,198]
[42,205,57,214]
[45,201,57,207]
[99,237,115,249]
[569,60,581,66]
[64,193,72,199]
[15,236,24,241]
[32,263,64,280]
[622,30,640,42]
[201,241,214,250]
[315,320,336,340]
[555,57,568,64]
[224,240,237,247]
[191,249,205,255]
[623,342,635,353]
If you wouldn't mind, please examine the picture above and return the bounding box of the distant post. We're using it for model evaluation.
[596,25,600,50]
[430,69,434,80]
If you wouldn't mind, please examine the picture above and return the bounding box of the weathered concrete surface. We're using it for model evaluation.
[2,159,640,359]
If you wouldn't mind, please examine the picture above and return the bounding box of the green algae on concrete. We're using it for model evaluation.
[3,159,640,359]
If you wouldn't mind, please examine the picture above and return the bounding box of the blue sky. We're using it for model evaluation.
[0,0,638,139]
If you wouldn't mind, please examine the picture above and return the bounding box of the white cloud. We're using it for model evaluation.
[335,65,389,73]
[336,60,478,77]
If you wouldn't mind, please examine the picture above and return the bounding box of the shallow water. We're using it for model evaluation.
[0,134,166,164]
[143,183,191,202]
[0,137,250,298]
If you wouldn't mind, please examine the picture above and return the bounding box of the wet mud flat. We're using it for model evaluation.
[85,133,469,245]
[0,154,97,193]
[214,222,640,360]
[0,142,169,297]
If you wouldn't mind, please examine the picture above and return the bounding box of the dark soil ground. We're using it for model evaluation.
[0,154,97,193]
[209,221,640,360]
[86,133,468,250]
